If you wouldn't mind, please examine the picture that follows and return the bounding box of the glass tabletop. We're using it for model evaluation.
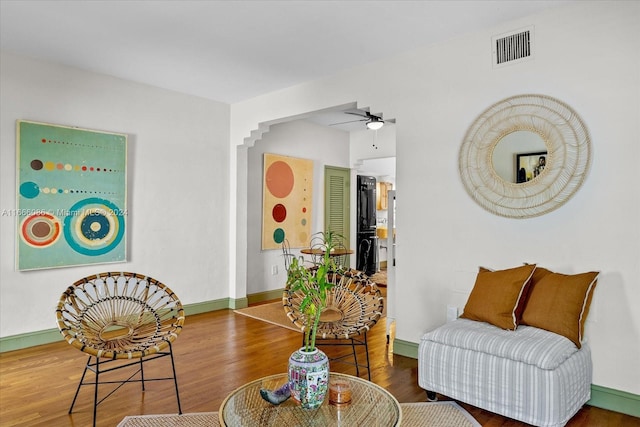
[219,372,401,426]
[300,248,354,256]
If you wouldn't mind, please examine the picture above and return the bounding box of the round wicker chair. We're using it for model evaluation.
[282,268,384,379]
[56,272,185,426]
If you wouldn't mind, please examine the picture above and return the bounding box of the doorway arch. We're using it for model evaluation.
[230,103,397,307]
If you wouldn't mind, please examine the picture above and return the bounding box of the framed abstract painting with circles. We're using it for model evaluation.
[262,153,313,250]
[15,120,127,270]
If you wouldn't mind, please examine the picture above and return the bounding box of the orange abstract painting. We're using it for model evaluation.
[262,153,313,250]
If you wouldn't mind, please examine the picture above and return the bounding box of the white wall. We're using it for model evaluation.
[231,2,640,395]
[246,120,350,294]
[350,124,397,165]
[0,52,231,338]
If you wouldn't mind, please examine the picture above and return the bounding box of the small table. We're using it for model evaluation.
[300,248,354,257]
[219,372,401,426]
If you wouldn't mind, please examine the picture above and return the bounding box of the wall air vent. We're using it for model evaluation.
[492,26,534,68]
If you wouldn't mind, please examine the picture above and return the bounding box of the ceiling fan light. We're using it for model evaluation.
[366,118,384,130]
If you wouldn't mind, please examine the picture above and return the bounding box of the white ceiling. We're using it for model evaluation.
[1,1,573,106]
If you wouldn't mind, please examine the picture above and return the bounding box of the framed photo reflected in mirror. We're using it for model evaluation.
[516,151,547,183]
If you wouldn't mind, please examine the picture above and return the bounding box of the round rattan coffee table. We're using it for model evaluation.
[219,372,401,426]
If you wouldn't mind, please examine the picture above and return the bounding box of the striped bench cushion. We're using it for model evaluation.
[422,318,577,370]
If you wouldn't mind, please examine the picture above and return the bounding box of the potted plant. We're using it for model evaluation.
[287,231,342,350]
[284,230,343,409]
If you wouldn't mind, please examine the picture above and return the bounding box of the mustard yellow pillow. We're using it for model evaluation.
[478,265,552,324]
[460,264,537,330]
[521,270,599,348]
[517,266,552,321]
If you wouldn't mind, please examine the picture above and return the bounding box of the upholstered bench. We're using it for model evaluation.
[418,318,592,426]
[418,264,599,427]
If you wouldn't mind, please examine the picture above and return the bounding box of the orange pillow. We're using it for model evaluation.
[521,270,599,348]
[517,266,552,321]
[460,264,536,330]
[478,265,552,324]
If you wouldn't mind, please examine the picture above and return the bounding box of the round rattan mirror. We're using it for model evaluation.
[459,94,591,218]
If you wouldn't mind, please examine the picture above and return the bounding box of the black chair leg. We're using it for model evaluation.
[68,355,99,427]
[350,338,360,377]
[363,333,372,380]
[92,357,100,427]
[67,349,182,426]
[139,357,145,391]
[168,342,182,414]
[69,356,91,414]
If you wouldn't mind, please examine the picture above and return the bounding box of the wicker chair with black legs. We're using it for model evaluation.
[56,272,185,427]
[283,268,384,380]
[282,238,308,272]
[332,237,351,271]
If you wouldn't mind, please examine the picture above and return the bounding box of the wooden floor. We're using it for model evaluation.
[1,307,638,427]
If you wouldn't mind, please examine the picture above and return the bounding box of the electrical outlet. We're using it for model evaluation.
[271,265,278,275]
[447,305,459,322]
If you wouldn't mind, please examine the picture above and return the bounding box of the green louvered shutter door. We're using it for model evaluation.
[324,166,350,266]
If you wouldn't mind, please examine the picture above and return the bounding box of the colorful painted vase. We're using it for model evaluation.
[288,347,329,409]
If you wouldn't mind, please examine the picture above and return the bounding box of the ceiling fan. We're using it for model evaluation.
[329,110,388,130]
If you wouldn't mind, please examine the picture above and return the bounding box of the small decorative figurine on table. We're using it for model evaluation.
[260,381,292,405]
